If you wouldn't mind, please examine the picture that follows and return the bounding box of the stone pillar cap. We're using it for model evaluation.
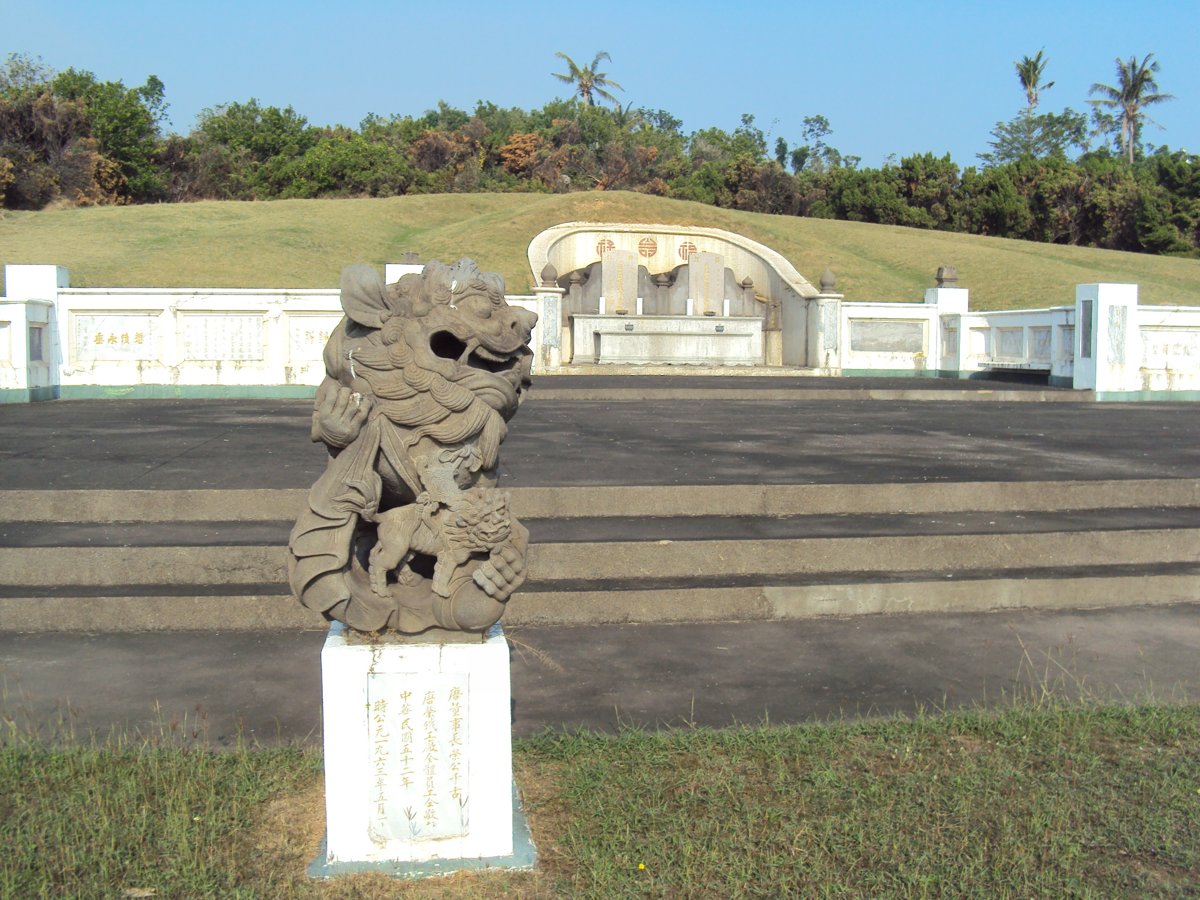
[936,265,959,287]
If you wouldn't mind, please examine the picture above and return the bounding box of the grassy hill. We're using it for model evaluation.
[2,192,1197,310]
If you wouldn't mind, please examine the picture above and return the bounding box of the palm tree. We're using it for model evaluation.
[553,51,624,107]
[1089,53,1173,164]
[1015,50,1054,109]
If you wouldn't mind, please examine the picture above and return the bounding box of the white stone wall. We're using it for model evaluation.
[56,287,341,389]
[572,314,763,365]
[947,306,1076,382]
[1137,305,1200,392]
[840,302,939,373]
[3,263,1197,400]
[0,265,548,398]
[1,265,65,398]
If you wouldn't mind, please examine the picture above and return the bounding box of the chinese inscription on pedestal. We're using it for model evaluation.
[366,673,469,843]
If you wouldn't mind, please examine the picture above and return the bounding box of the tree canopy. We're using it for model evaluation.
[552,51,624,107]
[1089,53,1174,165]
[1015,50,1054,109]
[1,50,1195,258]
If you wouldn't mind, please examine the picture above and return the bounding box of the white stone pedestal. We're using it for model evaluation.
[310,622,534,878]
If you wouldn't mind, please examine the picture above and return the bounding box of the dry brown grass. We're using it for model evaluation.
[241,771,561,897]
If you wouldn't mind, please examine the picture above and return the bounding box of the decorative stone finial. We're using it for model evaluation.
[741,276,754,289]
[540,263,558,287]
[820,267,836,293]
[936,265,958,287]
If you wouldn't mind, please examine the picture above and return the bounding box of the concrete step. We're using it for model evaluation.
[532,369,1086,401]
[3,528,1198,587]
[1,482,1197,632]
[2,568,1197,632]
[7,507,1200,548]
[5,478,1199,522]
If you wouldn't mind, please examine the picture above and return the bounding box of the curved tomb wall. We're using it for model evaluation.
[529,222,817,366]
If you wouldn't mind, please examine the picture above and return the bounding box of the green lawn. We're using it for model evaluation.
[2,192,1198,310]
[3,703,1197,897]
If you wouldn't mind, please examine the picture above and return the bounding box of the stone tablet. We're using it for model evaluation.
[688,251,724,316]
[289,259,538,635]
[600,249,638,315]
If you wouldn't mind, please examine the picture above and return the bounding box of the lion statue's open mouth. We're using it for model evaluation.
[428,329,527,374]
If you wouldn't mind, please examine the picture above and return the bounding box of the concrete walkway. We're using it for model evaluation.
[2,387,1199,491]
[1,604,1196,744]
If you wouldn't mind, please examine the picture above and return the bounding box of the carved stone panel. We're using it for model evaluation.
[73,313,159,362]
[367,672,470,842]
[850,319,925,353]
[181,314,264,361]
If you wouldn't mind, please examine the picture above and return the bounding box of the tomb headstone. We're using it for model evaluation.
[601,249,638,315]
[689,251,725,316]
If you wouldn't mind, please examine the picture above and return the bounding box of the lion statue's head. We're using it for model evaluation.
[337,258,537,385]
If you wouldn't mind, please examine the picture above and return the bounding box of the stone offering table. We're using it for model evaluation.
[572,314,764,366]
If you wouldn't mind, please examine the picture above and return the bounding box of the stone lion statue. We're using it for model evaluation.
[288,258,537,635]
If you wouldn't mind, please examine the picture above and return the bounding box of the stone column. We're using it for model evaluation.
[1072,283,1141,394]
[924,266,969,377]
[744,276,782,367]
[1,264,68,403]
[653,273,672,315]
[534,263,566,370]
[385,252,424,284]
[806,267,843,371]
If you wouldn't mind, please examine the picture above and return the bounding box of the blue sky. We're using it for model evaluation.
[4,0,1197,168]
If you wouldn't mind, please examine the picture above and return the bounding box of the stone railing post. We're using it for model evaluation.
[384,251,423,284]
[1073,283,1140,394]
[534,263,566,369]
[924,266,969,376]
[807,267,843,371]
[1,264,68,402]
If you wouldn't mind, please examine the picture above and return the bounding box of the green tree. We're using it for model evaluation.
[979,108,1088,166]
[1088,53,1173,164]
[0,54,133,207]
[276,129,411,198]
[981,51,1085,167]
[791,115,843,172]
[898,152,960,228]
[1015,50,1054,109]
[192,99,315,197]
[552,51,624,107]
[732,114,767,161]
[51,68,167,199]
[0,52,52,94]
